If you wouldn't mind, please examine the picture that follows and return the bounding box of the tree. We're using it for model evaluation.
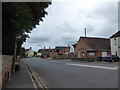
[20,47,26,58]
[2,2,51,55]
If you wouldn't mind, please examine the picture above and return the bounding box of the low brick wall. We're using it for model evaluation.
[2,55,12,73]
[2,55,13,88]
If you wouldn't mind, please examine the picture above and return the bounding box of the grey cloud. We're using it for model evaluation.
[85,2,118,37]
[61,36,76,45]
[28,37,50,44]
[85,24,95,34]
[93,23,117,37]
[93,2,117,24]
[58,22,77,33]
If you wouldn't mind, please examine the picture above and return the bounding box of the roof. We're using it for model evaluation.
[25,49,30,52]
[72,43,77,47]
[110,30,120,38]
[79,36,110,50]
[38,49,49,52]
[55,46,70,50]
[38,49,55,52]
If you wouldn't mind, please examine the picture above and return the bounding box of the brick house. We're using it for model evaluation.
[110,30,120,57]
[38,47,56,58]
[73,36,111,58]
[55,46,71,55]
[38,46,71,58]
[38,48,50,58]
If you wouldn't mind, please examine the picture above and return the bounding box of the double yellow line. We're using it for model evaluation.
[26,64,48,90]
[32,71,48,90]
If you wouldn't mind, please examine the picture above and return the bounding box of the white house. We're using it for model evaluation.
[36,52,42,57]
[25,47,34,57]
[110,31,120,57]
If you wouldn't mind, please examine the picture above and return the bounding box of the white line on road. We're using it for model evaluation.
[66,63,118,70]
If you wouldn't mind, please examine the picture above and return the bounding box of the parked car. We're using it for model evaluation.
[103,55,119,62]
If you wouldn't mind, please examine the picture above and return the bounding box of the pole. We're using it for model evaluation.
[85,28,87,58]
[12,38,17,72]
[85,28,86,38]
[14,39,17,61]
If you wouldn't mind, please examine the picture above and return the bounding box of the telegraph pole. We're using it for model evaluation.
[85,28,87,58]
[12,37,20,72]
[12,38,17,72]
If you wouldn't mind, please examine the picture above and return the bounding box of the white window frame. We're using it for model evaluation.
[88,52,95,56]
[114,37,117,45]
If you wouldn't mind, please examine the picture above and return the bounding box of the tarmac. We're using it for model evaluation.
[4,59,35,89]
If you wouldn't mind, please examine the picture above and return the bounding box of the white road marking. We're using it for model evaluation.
[66,63,118,70]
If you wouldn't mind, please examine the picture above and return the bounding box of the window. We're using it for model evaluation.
[114,38,117,45]
[89,52,95,56]
[115,52,118,56]
[80,48,84,50]
[65,52,69,55]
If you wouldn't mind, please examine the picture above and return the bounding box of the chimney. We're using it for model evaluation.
[44,46,45,50]
[68,45,70,47]
[48,47,51,51]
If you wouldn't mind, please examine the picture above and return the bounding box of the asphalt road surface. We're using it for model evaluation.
[24,57,118,88]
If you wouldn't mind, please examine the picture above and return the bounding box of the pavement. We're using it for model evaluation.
[4,59,35,89]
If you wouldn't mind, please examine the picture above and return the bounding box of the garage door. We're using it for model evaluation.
[102,52,107,57]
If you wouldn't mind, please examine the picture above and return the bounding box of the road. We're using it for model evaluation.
[24,57,118,88]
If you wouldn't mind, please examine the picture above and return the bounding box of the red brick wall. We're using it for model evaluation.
[86,51,110,58]
[74,38,90,58]
[96,51,102,57]
[65,47,70,52]
[59,50,65,55]
[58,47,70,55]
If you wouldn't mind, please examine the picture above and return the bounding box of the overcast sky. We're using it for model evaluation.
[22,0,119,52]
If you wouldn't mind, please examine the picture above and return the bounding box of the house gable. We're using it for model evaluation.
[73,36,110,58]
[110,30,120,57]
[55,46,70,55]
